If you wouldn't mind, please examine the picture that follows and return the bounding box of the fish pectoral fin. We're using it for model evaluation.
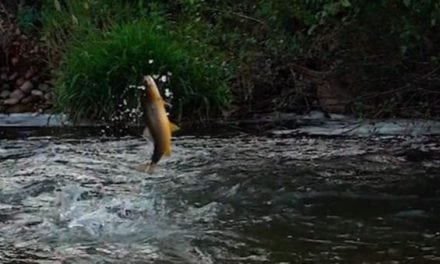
[142,127,152,141]
[169,122,180,133]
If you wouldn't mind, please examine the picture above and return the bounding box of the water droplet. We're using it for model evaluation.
[165,89,172,98]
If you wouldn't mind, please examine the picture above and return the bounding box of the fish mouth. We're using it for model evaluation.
[143,75,155,87]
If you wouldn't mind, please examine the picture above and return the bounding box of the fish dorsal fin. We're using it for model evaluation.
[169,122,180,133]
[142,127,152,141]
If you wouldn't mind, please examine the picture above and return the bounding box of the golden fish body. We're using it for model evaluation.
[138,75,178,173]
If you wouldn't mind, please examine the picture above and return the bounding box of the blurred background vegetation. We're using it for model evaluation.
[3,0,439,122]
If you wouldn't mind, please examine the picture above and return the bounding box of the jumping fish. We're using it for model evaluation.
[137,75,179,173]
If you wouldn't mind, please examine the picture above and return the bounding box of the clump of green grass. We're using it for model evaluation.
[40,0,154,68]
[55,20,230,122]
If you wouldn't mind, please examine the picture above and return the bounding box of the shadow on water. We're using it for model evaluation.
[0,125,439,263]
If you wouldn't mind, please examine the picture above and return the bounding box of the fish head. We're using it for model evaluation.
[143,75,163,101]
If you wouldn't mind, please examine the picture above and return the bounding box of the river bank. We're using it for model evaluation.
[2,111,440,138]
[2,1,440,121]
[0,4,53,115]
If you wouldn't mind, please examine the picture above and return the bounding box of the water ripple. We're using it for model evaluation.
[0,134,439,263]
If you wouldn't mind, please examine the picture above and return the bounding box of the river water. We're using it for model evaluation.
[1,117,440,263]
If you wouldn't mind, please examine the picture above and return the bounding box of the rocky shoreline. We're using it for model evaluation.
[0,6,53,114]
[0,75,53,114]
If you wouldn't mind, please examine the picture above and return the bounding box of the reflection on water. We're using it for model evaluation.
[0,133,439,263]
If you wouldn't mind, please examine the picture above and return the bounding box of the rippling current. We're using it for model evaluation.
[0,132,439,263]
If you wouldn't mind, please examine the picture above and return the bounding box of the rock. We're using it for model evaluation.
[25,69,35,79]
[5,104,34,113]
[1,83,10,90]
[11,57,19,66]
[32,75,41,82]
[38,83,50,92]
[44,92,53,101]
[31,89,44,97]
[10,89,25,101]
[19,81,34,93]
[3,97,20,105]
[0,72,7,81]
[0,90,11,99]
[16,77,25,87]
[9,72,18,81]
[21,95,38,104]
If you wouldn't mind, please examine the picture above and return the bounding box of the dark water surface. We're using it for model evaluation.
[0,129,439,263]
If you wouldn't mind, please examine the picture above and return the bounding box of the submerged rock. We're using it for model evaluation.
[395,210,430,219]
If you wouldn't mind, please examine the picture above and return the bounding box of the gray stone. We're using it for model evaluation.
[8,72,18,81]
[44,92,53,101]
[25,69,34,79]
[15,77,25,87]
[1,83,10,90]
[31,89,44,97]
[10,89,25,101]
[11,57,18,66]
[3,97,20,105]
[31,75,41,82]
[0,90,11,99]
[19,81,34,93]
[21,95,38,104]
[38,83,50,92]
[0,72,7,81]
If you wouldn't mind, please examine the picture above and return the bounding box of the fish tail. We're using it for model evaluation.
[163,144,172,156]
